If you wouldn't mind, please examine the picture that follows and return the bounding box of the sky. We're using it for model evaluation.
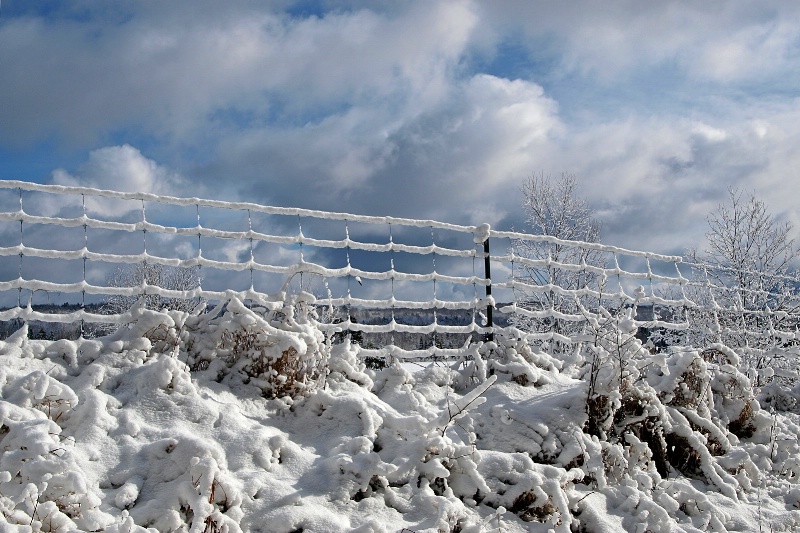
[1,0,800,258]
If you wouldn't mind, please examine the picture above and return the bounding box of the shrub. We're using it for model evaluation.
[184,295,330,400]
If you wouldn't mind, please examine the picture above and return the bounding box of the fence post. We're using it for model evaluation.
[483,236,494,342]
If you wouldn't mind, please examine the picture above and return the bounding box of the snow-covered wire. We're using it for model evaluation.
[1,180,797,358]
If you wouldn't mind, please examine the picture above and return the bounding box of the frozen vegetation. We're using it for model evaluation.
[1,180,799,531]
[1,294,800,532]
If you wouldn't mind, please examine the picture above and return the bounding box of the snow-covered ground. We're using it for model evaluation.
[1,296,800,532]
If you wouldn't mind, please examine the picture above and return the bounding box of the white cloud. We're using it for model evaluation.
[690,19,800,82]
[201,73,562,229]
[3,0,800,261]
[49,145,193,217]
[751,120,769,140]
[461,75,563,179]
[691,123,728,143]
[542,104,800,254]
[52,145,185,195]
[0,1,480,145]
[479,1,800,84]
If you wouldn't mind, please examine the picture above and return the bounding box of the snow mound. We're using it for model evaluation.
[0,298,799,532]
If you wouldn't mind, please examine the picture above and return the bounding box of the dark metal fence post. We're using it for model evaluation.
[484,237,494,342]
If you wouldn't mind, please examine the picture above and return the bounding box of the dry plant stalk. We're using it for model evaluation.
[511,491,557,523]
[220,328,320,399]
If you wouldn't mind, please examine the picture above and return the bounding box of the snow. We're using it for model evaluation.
[1,298,800,532]
[490,229,684,262]
[4,178,794,356]
[2,181,800,531]
[0,180,485,237]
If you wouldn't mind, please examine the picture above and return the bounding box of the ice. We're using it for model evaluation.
[491,228,684,262]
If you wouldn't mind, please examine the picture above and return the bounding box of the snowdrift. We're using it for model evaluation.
[1,297,800,532]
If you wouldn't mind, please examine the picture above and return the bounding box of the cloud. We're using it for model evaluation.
[51,144,186,195]
[49,145,193,218]
[2,0,800,264]
[689,18,800,82]
[200,73,562,231]
[0,1,479,146]
[480,1,800,84]
[544,103,800,254]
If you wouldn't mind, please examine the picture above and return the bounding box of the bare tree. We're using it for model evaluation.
[513,172,604,351]
[688,188,799,315]
[522,172,601,244]
[693,188,797,293]
[104,261,203,315]
[686,188,800,377]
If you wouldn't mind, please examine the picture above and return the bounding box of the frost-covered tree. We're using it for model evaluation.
[521,172,601,245]
[685,188,800,376]
[513,172,604,351]
[691,188,798,294]
[104,261,203,315]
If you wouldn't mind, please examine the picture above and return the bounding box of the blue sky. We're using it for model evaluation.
[2,0,800,256]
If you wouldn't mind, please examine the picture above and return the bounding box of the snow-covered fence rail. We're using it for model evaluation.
[491,230,800,367]
[0,180,798,363]
[0,181,496,355]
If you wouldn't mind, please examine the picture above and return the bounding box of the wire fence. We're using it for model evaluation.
[0,180,798,366]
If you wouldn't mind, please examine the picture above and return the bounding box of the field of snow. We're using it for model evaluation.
[1,296,800,532]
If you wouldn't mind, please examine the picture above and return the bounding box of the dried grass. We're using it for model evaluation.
[145,323,180,355]
[586,394,611,439]
[669,357,707,411]
[613,394,669,477]
[219,328,322,399]
[511,491,557,522]
[665,433,704,478]
[701,348,733,365]
[728,400,756,438]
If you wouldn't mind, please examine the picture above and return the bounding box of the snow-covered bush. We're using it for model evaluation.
[3,283,800,531]
[0,389,112,531]
[758,381,800,413]
[182,294,330,400]
[581,306,654,443]
[577,305,764,501]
